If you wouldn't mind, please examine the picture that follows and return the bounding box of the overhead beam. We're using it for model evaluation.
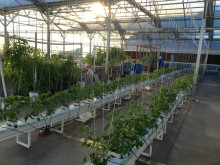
[206,0,216,40]
[125,0,162,28]
[58,27,220,33]
[2,0,98,12]
[112,19,126,41]
[26,0,48,14]
[56,14,91,33]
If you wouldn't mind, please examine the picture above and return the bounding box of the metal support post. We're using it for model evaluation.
[42,23,44,51]
[89,35,92,55]
[203,41,210,72]
[4,14,8,48]
[35,32,37,50]
[93,45,96,72]
[18,16,20,37]
[121,40,124,49]
[13,17,15,36]
[0,56,7,97]
[105,1,111,82]
[63,32,66,56]
[46,13,50,59]
[80,44,83,82]
[193,0,209,84]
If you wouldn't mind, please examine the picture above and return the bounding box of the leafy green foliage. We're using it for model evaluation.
[0,96,30,121]
[3,37,81,95]
[84,53,94,66]
[84,47,131,66]
[80,67,199,164]
[0,66,192,165]
[0,67,185,123]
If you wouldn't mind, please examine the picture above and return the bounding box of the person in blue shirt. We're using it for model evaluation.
[159,56,164,68]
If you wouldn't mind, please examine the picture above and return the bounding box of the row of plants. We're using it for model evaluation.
[0,67,184,124]
[3,36,81,95]
[84,47,131,66]
[80,68,203,165]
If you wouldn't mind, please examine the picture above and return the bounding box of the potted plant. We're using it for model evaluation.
[3,96,29,127]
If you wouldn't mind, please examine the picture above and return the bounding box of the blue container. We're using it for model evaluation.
[134,64,143,74]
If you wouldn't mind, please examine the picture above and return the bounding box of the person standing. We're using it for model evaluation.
[159,56,164,68]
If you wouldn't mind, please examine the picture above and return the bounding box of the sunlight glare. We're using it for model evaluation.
[83,3,106,21]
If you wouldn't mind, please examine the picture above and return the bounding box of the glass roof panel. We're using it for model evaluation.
[214,19,220,27]
[0,0,32,8]
[213,30,220,39]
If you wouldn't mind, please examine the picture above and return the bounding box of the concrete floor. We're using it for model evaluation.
[137,73,220,165]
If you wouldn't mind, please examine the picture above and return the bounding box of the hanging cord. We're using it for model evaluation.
[60,62,63,91]
[55,60,61,93]
[17,49,24,95]
[36,61,44,93]
[68,58,75,89]
[48,60,51,92]
[7,39,15,95]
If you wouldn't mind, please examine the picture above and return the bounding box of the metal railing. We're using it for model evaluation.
[164,61,220,73]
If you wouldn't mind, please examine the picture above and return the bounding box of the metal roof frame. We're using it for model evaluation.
[0,0,220,44]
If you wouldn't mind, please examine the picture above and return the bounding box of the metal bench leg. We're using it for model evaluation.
[102,102,110,111]
[115,97,121,105]
[168,113,174,123]
[51,119,64,134]
[175,107,179,115]
[16,131,32,148]
[142,143,153,157]
[163,122,167,134]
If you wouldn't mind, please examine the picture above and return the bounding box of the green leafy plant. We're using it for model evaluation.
[0,96,30,122]
[84,47,130,66]
[81,68,194,164]
[25,92,50,120]
[3,37,81,95]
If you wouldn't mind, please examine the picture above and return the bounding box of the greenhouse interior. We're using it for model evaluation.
[0,0,220,165]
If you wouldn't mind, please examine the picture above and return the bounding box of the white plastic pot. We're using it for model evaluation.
[7,120,17,127]
[29,91,39,101]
